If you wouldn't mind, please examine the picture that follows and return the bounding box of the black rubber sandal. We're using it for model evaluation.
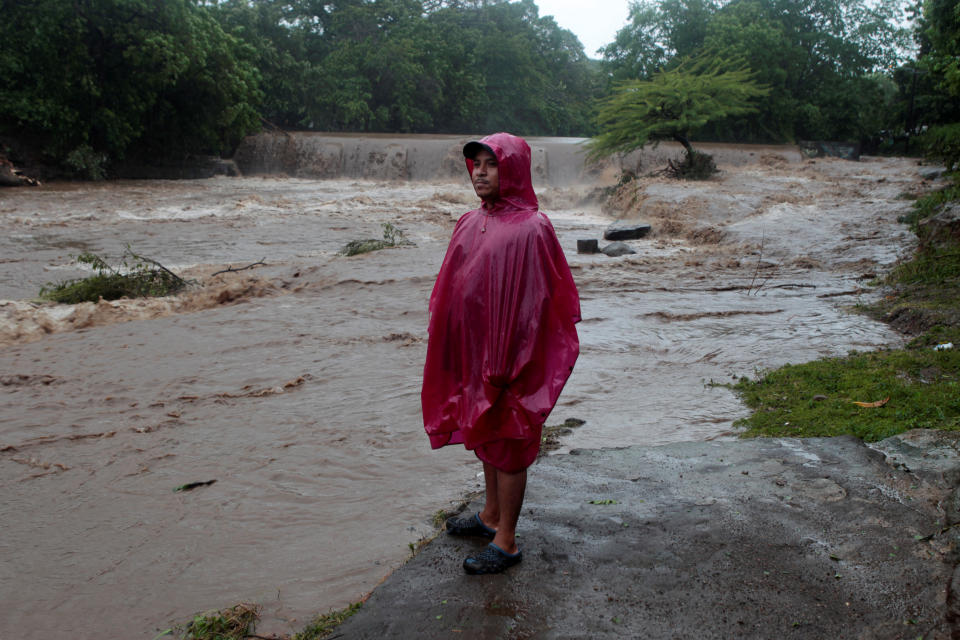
[445,512,496,539]
[463,543,523,575]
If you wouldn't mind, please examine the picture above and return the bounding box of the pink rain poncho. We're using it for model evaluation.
[421,133,581,472]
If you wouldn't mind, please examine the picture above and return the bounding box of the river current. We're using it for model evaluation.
[0,139,921,638]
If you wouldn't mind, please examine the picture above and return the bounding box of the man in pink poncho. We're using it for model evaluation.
[421,132,581,574]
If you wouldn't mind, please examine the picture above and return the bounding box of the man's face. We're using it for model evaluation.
[471,149,500,202]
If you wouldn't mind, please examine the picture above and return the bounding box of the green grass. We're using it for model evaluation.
[732,176,960,441]
[293,601,363,640]
[731,348,960,441]
[896,179,960,230]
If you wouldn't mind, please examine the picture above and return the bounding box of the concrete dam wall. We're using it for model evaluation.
[233,132,803,184]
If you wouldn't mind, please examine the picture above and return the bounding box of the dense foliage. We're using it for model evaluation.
[0,0,262,174]
[600,0,912,144]
[208,0,600,135]
[1,0,958,173]
[0,0,598,173]
[913,0,960,168]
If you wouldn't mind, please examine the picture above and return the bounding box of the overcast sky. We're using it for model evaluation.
[533,0,634,58]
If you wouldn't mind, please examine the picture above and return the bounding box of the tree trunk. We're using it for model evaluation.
[672,132,694,156]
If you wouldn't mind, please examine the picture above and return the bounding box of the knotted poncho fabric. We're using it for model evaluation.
[421,133,581,472]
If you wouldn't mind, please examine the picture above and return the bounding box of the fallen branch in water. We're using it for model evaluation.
[174,479,217,492]
[211,259,267,277]
[39,248,194,303]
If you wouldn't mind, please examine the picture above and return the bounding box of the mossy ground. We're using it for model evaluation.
[732,176,960,440]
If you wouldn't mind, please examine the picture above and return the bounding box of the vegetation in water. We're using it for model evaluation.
[338,222,414,257]
[588,55,768,176]
[292,601,363,640]
[163,603,259,640]
[39,249,191,304]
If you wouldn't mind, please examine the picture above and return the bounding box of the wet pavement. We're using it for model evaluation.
[337,431,960,639]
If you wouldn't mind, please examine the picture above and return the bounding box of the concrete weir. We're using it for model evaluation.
[232,132,805,185]
[233,132,594,185]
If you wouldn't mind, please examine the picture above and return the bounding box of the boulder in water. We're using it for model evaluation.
[602,241,636,257]
[604,221,651,241]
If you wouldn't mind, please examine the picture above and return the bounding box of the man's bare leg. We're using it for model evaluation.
[478,462,500,532]
[463,464,527,573]
[491,468,526,555]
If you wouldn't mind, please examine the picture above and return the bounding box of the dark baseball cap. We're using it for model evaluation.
[463,140,495,159]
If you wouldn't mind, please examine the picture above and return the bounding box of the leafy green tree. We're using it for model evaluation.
[0,0,262,172]
[914,0,960,168]
[271,0,600,135]
[208,0,312,129]
[701,0,910,141]
[602,0,911,143]
[588,56,769,173]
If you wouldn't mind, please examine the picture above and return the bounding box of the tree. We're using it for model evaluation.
[700,0,910,141]
[587,56,768,176]
[916,0,960,168]
[0,0,262,174]
[601,0,912,143]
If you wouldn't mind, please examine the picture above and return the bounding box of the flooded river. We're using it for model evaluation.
[0,137,923,638]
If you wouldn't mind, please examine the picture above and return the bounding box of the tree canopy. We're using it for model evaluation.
[601,0,913,143]
[0,0,262,174]
[210,0,601,135]
[588,56,768,159]
[0,0,600,174]
[1,0,957,175]
[914,0,960,168]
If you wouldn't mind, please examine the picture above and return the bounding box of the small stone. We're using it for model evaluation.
[601,242,636,257]
[813,395,828,401]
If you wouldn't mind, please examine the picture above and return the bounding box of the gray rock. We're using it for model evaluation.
[601,241,636,257]
[918,202,960,246]
[919,167,947,180]
[604,221,652,241]
[869,428,960,488]
[576,239,600,254]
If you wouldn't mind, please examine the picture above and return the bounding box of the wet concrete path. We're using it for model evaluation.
[337,431,960,639]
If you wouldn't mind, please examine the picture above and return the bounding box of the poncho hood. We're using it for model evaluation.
[464,132,539,212]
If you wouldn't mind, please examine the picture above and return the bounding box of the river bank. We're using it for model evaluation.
[0,142,936,638]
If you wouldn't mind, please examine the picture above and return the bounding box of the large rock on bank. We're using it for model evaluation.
[919,202,960,248]
[337,434,959,639]
[603,220,652,241]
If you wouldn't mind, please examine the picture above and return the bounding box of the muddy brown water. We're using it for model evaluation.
[0,138,922,638]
